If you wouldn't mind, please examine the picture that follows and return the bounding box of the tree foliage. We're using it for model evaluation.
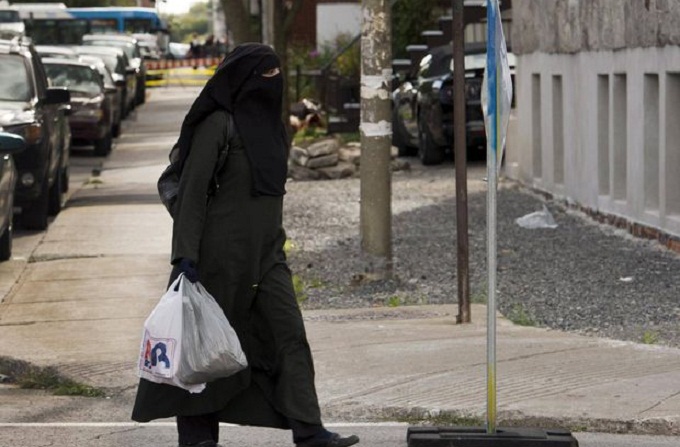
[163,1,210,43]
[392,0,447,58]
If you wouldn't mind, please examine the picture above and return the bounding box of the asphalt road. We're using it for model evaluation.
[0,422,677,447]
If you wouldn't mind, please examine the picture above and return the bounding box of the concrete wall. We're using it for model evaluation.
[512,0,680,55]
[507,0,680,239]
[508,46,680,237]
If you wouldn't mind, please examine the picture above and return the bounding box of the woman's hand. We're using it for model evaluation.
[179,258,199,283]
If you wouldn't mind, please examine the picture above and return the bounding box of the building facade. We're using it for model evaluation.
[508,0,680,243]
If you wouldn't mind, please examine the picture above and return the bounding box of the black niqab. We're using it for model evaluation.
[176,43,287,196]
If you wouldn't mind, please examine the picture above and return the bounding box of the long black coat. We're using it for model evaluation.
[132,111,322,428]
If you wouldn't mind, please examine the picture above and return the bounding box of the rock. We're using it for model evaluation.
[391,159,411,172]
[288,165,321,181]
[290,146,309,167]
[391,145,399,159]
[317,161,357,180]
[307,138,340,158]
[339,147,361,165]
[346,141,361,148]
[306,153,339,169]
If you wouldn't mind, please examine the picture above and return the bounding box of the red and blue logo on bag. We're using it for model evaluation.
[139,330,176,378]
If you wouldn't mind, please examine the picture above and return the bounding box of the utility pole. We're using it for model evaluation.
[360,0,392,279]
[261,0,275,46]
[452,0,470,323]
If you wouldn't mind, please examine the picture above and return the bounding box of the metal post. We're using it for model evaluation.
[486,0,499,434]
[452,0,470,324]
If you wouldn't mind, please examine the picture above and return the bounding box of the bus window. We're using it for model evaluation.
[124,18,152,34]
[89,19,117,34]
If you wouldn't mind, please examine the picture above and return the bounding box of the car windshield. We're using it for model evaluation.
[85,40,136,61]
[0,55,31,101]
[45,64,102,95]
[0,10,20,23]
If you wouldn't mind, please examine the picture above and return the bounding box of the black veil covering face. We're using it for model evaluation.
[176,43,288,196]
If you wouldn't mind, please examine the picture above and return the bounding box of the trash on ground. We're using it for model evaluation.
[516,205,558,229]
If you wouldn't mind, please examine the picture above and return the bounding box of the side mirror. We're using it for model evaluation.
[0,132,26,154]
[45,88,71,105]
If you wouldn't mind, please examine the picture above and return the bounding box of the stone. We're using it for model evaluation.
[290,146,309,167]
[391,159,411,172]
[391,145,399,159]
[307,138,340,158]
[339,147,361,166]
[306,153,339,169]
[317,162,357,180]
[288,165,321,181]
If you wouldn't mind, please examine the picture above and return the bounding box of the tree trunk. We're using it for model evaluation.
[220,0,258,44]
[359,0,392,279]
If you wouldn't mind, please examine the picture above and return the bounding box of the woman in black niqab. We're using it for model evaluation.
[177,42,288,196]
[131,43,359,447]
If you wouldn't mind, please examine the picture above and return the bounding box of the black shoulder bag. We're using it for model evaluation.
[157,112,232,218]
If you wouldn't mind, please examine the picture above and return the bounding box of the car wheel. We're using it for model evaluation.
[48,168,63,217]
[112,120,121,138]
[0,211,13,262]
[392,107,411,157]
[22,179,49,231]
[61,165,70,193]
[418,115,444,165]
[94,132,113,156]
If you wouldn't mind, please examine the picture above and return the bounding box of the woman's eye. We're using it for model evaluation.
[262,67,281,78]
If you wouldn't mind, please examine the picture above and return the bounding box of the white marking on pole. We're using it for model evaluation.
[360,120,392,137]
[360,74,391,100]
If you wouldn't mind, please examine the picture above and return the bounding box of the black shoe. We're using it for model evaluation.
[295,432,360,447]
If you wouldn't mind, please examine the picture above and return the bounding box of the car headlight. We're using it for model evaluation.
[73,108,104,119]
[5,122,42,145]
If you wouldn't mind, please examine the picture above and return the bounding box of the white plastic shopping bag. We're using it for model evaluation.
[177,280,248,384]
[137,275,206,393]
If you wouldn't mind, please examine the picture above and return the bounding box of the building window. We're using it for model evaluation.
[644,74,660,212]
[532,74,542,179]
[613,74,627,201]
[598,75,610,196]
[666,73,680,215]
[553,75,564,185]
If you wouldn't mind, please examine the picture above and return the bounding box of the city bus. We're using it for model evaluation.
[67,7,169,53]
[13,3,87,45]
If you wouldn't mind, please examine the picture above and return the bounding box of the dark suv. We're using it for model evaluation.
[0,37,71,230]
[392,44,515,165]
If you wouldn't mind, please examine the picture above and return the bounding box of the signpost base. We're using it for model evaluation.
[406,426,579,447]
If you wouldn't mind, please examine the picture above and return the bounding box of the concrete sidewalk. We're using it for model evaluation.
[0,87,678,436]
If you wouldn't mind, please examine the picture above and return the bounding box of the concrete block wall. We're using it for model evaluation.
[507,0,680,240]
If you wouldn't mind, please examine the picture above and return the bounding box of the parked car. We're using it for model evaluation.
[0,7,24,37]
[35,45,79,60]
[0,37,71,230]
[0,132,25,260]
[392,43,516,165]
[73,45,136,118]
[81,34,146,106]
[43,58,114,156]
[168,42,190,60]
[78,55,123,137]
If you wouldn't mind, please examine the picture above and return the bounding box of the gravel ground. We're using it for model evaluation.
[283,160,680,348]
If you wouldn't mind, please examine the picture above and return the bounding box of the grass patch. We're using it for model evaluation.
[506,304,536,327]
[283,239,295,256]
[293,126,327,145]
[0,357,106,398]
[387,295,401,307]
[641,330,659,345]
[470,290,487,304]
[337,131,360,145]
